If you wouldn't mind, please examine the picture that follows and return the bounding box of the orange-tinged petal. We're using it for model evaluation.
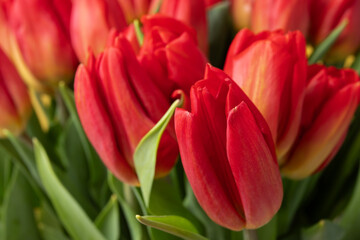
[282,82,360,179]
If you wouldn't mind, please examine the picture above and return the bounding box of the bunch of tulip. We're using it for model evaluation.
[1,0,360,240]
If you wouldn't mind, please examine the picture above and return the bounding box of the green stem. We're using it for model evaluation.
[243,229,258,240]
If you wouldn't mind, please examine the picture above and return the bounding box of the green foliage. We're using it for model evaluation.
[134,98,182,207]
[34,139,106,240]
[136,215,208,240]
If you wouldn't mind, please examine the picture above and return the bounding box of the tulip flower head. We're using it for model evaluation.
[75,35,179,185]
[0,49,31,137]
[281,65,360,179]
[6,0,78,85]
[138,15,207,99]
[71,0,127,63]
[175,65,283,231]
[224,29,307,164]
[310,0,360,61]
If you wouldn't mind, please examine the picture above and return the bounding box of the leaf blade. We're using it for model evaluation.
[136,215,208,240]
[134,99,182,207]
[33,139,106,240]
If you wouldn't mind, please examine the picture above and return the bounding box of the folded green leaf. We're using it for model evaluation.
[134,98,183,207]
[308,20,347,64]
[2,168,41,240]
[339,157,360,240]
[3,129,40,186]
[302,220,344,240]
[33,139,106,240]
[136,215,208,240]
[59,83,107,208]
[95,195,120,240]
[108,173,149,240]
[351,51,360,74]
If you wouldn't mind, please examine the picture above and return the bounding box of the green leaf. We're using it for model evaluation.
[302,220,344,240]
[59,83,108,208]
[308,20,348,64]
[183,181,228,240]
[257,214,277,240]
[149,178,204,235]
[33,139,106,240]
[2,167,41,240]
[339,157,360,240]
[0,155,12,205]
[37,226,70,240]
[3,130,40,185]
[95,195,120,240]
[207,1,231,68]
[34,201,69,240]
[55,118,99,218]
[134,19,144,46]
[134,98,183,207]
[351,51,360,74]
[137,215,208,240]
[108,173,149,240]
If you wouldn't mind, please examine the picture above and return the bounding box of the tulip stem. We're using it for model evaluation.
[243,229,258,240]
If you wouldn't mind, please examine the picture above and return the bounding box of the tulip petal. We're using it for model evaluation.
[74,64,138,185]
[227,101,283,229]
[282,83,360,179]
[165,33,207,94]
[175,108,245,231]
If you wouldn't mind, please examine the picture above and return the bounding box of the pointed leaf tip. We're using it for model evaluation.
[134,99,182,207]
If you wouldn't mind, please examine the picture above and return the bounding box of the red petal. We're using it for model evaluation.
[74,64,138,185]
[227,101,283,229]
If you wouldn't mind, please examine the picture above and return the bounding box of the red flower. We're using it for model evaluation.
[175,65,283,230]
[0,49,31,137]
[75,36,179,185]
[6,0,78,84]
[224,29,307,163]
[159,0,208,54]
[282,65,360,179]
[70,0,127,62]
[310,0,360,61]
[138,15,207,99]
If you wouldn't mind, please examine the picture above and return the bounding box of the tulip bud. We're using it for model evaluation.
[70,0,127,63]
[138,15,207,99]
[224,29,307,163]
[281,65,360,179]
[0,49,31,137]
[6,0,78,85]
[75,35,179,185]
[159,0,208,54]
[175,65,283,230]
[310,0,360,61]
[251,0,310,35]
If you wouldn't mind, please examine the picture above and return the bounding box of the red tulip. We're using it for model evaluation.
[159,0,208,54]
[281,65,360,179]
[0,48,31,137]
[75,35,178,185]
[175,65,283,230]
[310,0,360,61]
[138,15,207,99]
[6,0,78,84]
[224,29,307,164]
[70,0,127,63]
[251,0,310,36]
